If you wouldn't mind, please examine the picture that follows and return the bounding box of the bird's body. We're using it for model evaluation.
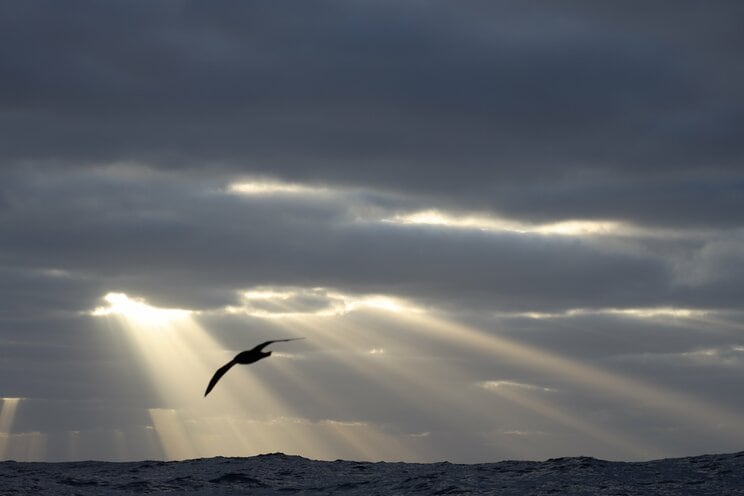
[204,338,304,397]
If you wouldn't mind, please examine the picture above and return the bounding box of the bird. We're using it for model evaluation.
[204,338,304,397]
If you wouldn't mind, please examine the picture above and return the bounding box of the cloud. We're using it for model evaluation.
[0,169,686,315]
[2,168,743,319]
[1,1,743,228]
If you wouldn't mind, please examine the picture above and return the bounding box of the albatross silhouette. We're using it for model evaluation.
[204,338,304,397]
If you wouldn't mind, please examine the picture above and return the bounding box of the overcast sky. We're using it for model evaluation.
[2,1,744,463]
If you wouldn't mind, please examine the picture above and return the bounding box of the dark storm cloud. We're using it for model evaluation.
[1,1,743,227]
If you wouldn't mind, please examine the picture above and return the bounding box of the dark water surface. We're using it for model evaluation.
[1,451,743,495]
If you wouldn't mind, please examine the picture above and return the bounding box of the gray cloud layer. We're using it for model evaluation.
[2,168,738,315]
[2,1,744,226]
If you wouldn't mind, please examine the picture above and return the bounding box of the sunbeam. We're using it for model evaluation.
[92,292,305,460]
[0,399,44,461]
[213,286,744,459]
[403,312,744,444]
[480,381,661,459]
[0,398,22,459]
[88,288,744,462]
[148,409,198,460]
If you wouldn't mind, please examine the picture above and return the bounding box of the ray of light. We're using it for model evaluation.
[23,432,47,461]
[1,431,47,462]
[264,313,452,419]
[266,317,613,462]
[212,291,688,456]
[257,315,435,433]
[0,398,21,435]
[361,329,666,460]
[62,426,161,462]
[0,398,22,460]
[219,289,433,416]
[305,310,664,460]
[66,430,81,461]
[92,291,413,462]
[111,428,128,460]
[211,298,471,461]
[404,312,744,443]
[250,287,743,458]
[317,419,416,462]
[480,381,661,459]
[148,408,199,460]
[92,292,306,460]
[91,288,744,462]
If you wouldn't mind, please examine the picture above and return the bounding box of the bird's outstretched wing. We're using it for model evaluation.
[254,337,305,352]
[204,360,236,397]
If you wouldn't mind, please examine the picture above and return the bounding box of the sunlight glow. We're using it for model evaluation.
[91,293,192,326]
[501,307,709,320]
[222,287,418,319]
[351,296,407,313]
[386,209,624,236]
[228,179,329,196]
[480,380,557,393]
[243,289,297,300]
[228,177,631,239]
[599,307,703,319]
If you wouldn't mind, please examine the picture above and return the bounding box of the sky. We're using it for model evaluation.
[1,1,744,463]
